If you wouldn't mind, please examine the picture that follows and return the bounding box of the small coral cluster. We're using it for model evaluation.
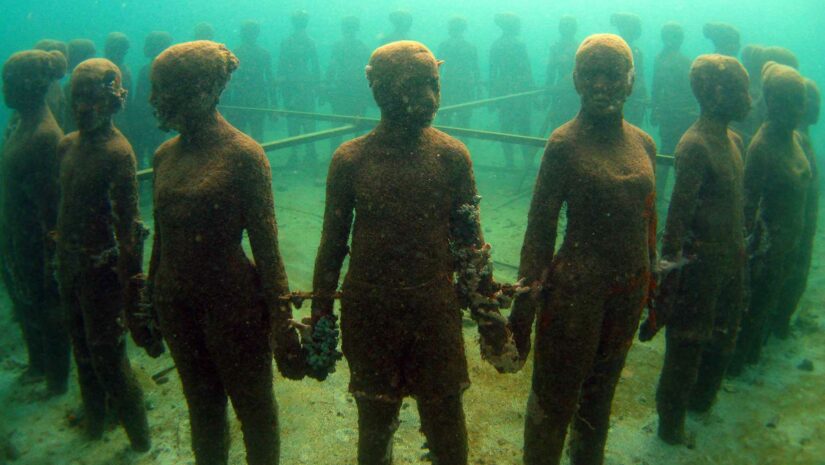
[303,314,343,381]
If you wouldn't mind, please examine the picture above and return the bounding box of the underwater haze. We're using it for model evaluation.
[1,0,825,464]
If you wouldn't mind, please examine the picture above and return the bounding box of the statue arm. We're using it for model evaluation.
[311,147,355,321]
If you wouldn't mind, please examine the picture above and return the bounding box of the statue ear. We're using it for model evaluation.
[437,59,445,68]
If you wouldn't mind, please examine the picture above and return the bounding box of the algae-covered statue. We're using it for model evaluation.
[56,58,154,450]
[149,41,305,465]
[651,23,697,155]
[703,23,741,57]
[323,16,372,152]
[228,20,276,142]
[311,40,504,465]
[730,62,812,373]
[63,39,97,132]
[641,54,751,445]
[773,78,820,338]
[507,34,658,465]
[193,22,215,41]
[0,49,70,396]
[611,13,648,127]
[131,31,173,168]
[543,15,579,133]
[437,16,481,128]
[489,12,535,168]
[378,10,414,45]
[278,10,321,168]
[104,33,132,93]
[33,40,69,131]
[736,45,799,149]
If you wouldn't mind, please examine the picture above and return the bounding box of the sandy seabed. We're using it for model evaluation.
[1,136,823,465]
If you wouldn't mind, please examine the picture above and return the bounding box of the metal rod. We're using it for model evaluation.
[261,124,361,151]
[218,89,548,122]
[439,89,547,113]
[136,122,674,183]
[136,124,364,181]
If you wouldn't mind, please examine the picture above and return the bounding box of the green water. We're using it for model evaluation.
[1,1,824,464]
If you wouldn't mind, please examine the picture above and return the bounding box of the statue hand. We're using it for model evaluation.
[127,277,165,358]
[475,305,522,374]
[272,311,308,380]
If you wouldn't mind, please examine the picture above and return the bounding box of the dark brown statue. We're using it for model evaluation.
[643,54,751,445]
[508,34,658,465]
[311,41,493,465]
[772,78,819,338]
[729,62,812,373]
[56,58,153,450]
[0,49,70,396]
[148,41,305,465]
[650,22,697,211]
[489,13,535,168]
[611,13,648,127]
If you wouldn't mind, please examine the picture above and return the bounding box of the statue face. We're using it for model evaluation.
[150,79,188,132]
[374,57,440,128]
[719,70,751,122]
[72,77,117,132]
[574,50,633,118]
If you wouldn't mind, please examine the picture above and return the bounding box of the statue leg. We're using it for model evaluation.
[655,258,720,444]
[158,299,230,465]
[81,265,150,452]
[65,281,106,440]
[417,394,468,465]
[524,280,606,465]
[569,282,645,464]
[41,284,70,396]
[690,263,744,412]
[771,248,809,339]
[656,337,701,444]
[355,397,402,465]
[209,300,279,465]
[15,302,45,380]
[730,249,785,373]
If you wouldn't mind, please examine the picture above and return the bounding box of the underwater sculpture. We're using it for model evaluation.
[56,58,154,451]
[278,10,320,168]
[772,78,820,338]
[703,22,741,57]
[641,54,751,445]
[0,49,70,396]
[148,41,305,465]
[193,22,215,41]
[228,21,276,143]
[610,13,648,127]
[651,23,697,155]
[63,39,97,132]
[104,32,132,93]
[542,15,579,133]
[378,10,413,45]
[736,45,799,147]
[33,39,68,130]
[489,12,535,168]
[131,31,173,169]
[67,39,97,71]
[324,16,371,151]
[311,40,506,465]
[508,34,658,465]
[729,62,812,374]
[437,16,481,128]
[650,22,698,210]
[104,33,133,136]
[325,16,371,118]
